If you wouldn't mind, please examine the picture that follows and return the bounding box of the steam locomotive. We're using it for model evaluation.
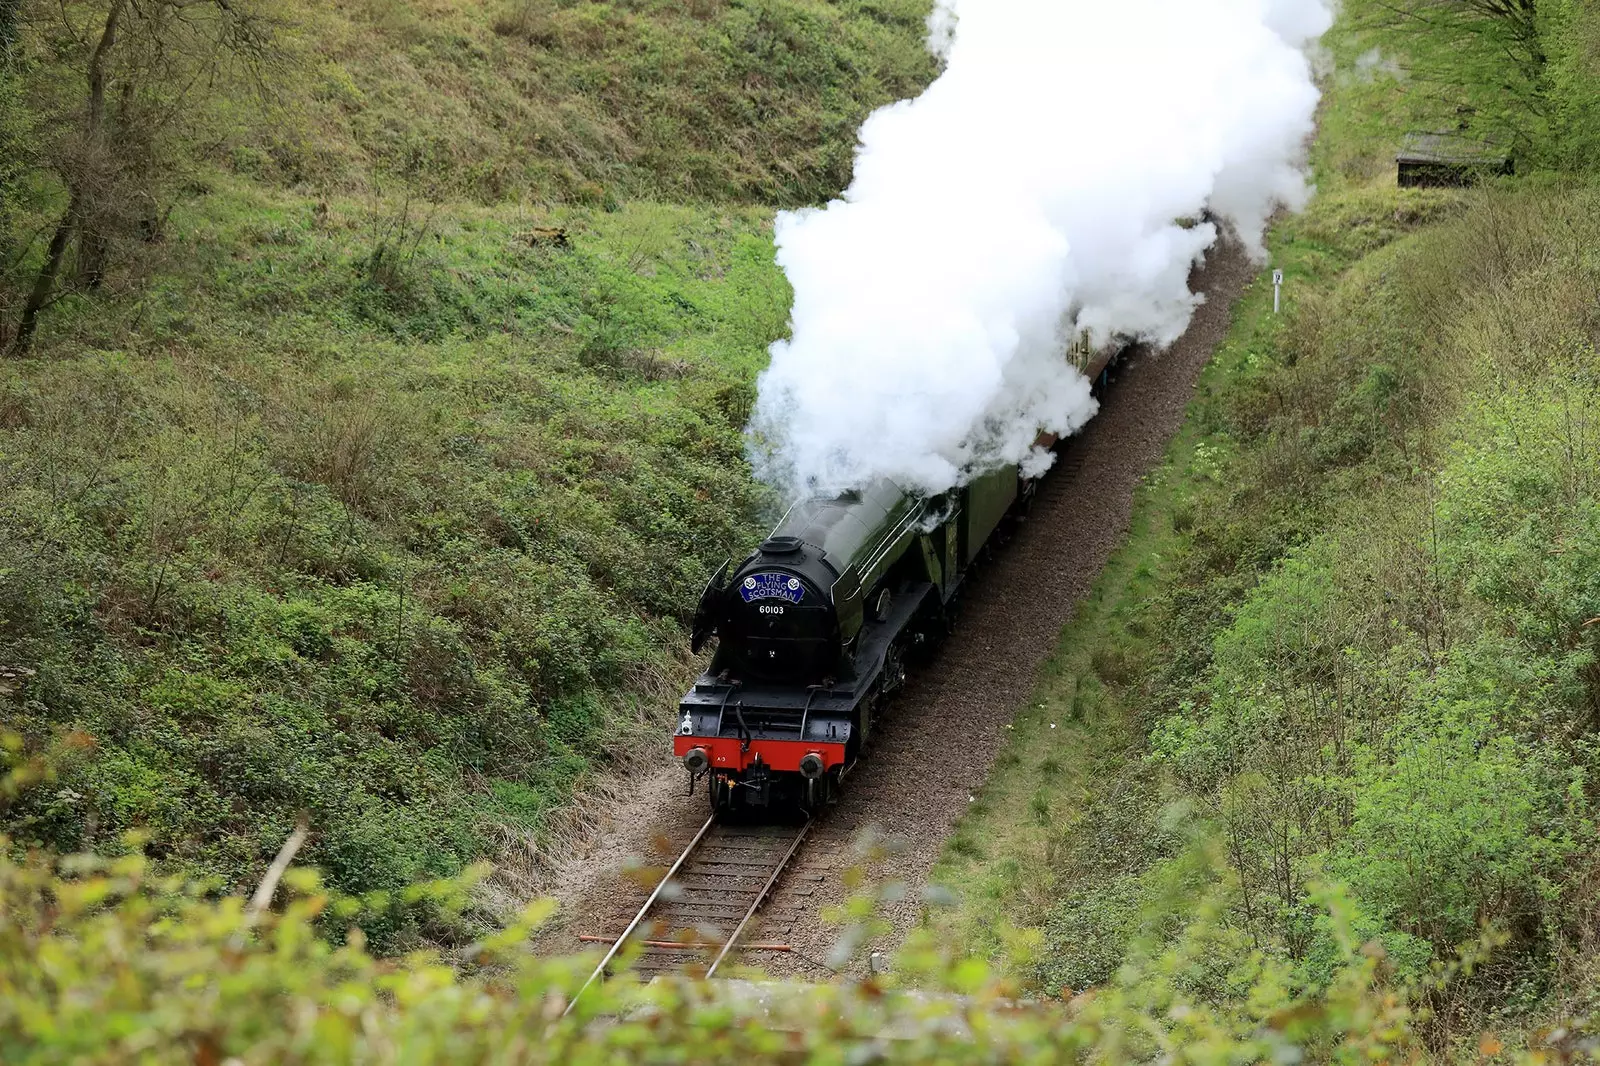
[675,339,1122,812]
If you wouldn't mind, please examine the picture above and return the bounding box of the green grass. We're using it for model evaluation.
[926,52,1600,1036]
[231,0,938,205]
[0,185,799,946]
[924,245,1310,991]
[917,83,1469,972]
[0,0,943,949]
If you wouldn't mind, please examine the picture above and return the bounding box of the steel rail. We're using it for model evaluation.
[563,812,718,1016]
[705,817,811,978]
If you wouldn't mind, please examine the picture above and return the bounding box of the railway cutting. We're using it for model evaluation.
[543,242,1255,979]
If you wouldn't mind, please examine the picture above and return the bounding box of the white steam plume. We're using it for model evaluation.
[749,0,1332,498]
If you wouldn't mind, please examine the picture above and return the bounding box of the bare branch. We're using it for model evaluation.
[246,815,309,922]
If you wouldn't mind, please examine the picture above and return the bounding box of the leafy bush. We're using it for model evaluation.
[1146,185,1600,1011]
[1542,0,1600,172]
[0,800,1484,1066]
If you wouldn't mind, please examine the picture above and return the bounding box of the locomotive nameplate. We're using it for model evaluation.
[739,572,805,604]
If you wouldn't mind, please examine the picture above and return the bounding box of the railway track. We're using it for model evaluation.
[567,814,812,1010]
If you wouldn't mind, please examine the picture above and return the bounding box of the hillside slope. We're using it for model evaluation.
[928,8,1600,1044]
[0,0,934,946]
[244,0,936,204]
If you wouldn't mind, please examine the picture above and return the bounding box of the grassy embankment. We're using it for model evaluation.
[0,0,935,945]
[930,10,1600,1044]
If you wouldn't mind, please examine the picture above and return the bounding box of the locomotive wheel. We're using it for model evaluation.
[882,642,907,694]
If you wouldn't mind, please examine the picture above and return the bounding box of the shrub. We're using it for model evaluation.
[1147,184,1600,1011]
[0,804,1466,1066]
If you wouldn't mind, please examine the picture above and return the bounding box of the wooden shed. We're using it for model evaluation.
[1396,131,1513,187]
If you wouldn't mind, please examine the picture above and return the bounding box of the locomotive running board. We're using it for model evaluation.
[846,580,937,693]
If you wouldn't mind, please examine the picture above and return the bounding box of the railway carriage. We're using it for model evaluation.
[675,338,1124,812]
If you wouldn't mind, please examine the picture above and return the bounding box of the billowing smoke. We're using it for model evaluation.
[748,0,1333,498]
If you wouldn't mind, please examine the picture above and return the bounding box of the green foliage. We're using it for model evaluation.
[0,26,30,338]
[1336,721,1565,951]
[1539,0,1600,171]
[1346,0,1544,148]
[1335,0,1600,172]
[1145,184,1600,1015]
[0,801,1484,1065]
[930,69,1600,1031]
[0,190,789,946]
[238,0,936,205]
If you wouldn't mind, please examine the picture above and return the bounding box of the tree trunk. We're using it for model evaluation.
[76,69,134,290]
[5,1,124,353]
[77,230,109,290]
[7,200,77,357]
[86,3,124,132]
[0,0,20,60]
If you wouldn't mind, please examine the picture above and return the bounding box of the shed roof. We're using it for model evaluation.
[1396,130,1511,166]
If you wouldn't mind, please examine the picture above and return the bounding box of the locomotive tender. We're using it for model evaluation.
[675,338,1122,811]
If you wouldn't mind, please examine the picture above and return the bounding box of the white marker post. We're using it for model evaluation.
[1272,269,1284,314]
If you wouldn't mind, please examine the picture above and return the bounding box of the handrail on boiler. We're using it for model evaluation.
[713,681,740,739]
[798,685,826,741]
